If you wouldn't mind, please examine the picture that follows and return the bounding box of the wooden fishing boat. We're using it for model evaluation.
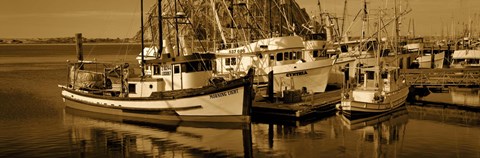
[59,58,255,123]
[59,0,255,123]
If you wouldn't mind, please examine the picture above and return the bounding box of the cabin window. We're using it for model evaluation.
[173,65,180,74]
[366,71,375,80]
[183,61,213,73]
[313,50,319,57]
[399,58,404,69]
[284,52,290,60]
[225,58,230,65]
[467,59,480,64]
[128,84,136,94]
[276,53,283,61]
[153,65,160,75]
[225,57,237,66]
[381,72,388,79]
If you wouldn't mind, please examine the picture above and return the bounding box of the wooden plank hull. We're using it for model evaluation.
[340,86,409,118]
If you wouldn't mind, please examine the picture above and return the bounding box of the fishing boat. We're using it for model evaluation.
[216,35,334,93]
[415,51,445,69]
[339,4,409,118]
[450,49,480,68]
[59,0,255,123]
[339,65,409,118]
[450,37,480,68]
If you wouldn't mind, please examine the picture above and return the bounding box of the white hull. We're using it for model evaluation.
[61,85,250,122]
[329,56,356,86]
[340,86,409,116]
[272,59,334,93]
[417,52,445,69]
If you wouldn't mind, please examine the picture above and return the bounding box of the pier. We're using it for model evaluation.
[401,68,480,87]
[252,89,341,119]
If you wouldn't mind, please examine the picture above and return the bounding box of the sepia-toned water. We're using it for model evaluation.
[0,44,479,157]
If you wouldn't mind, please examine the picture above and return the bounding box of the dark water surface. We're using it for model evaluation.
[0,44,479,157]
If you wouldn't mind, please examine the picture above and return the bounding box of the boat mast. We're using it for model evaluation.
[174,0,180,57]
[140,0,145,77]
[158,0,163,58]
[341,0,347,36]
[394,0,399,55]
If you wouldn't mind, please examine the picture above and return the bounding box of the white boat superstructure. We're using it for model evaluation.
[216,36,334,93]
[403,37,424,53]
[450,49,480,68]
[450,37,480,68]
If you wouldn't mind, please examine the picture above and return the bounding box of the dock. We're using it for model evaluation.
[252,89,342,119]
[401,68,480,87]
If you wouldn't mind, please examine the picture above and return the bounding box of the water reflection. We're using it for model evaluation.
[339,107,409,158]
[63,107,253,158]
[450,87,480,107]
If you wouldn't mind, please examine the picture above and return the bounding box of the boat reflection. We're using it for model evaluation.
[339,107,409,158]
[450,87,480,107]
[63,107,253,158]
[406,104,480,127]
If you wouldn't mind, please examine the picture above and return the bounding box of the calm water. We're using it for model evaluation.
[0,44,479,158]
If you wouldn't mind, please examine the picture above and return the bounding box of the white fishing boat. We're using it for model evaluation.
[403,37,424,53]
[450,37,480,68]
[450,49,480,68]
[60,55,255,123]
[59,0,255,123]
[415,51,445,69]
[339,5,409,118]
[339,65,409,118]
[216,36,334,93]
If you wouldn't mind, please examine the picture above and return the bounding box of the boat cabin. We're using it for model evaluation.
[357,66,401,93]
[140,53,216,92]
[450,49,480,68]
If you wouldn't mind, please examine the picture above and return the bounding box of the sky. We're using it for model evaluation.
[1,0,479,38]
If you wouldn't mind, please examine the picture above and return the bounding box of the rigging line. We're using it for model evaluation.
[243,4,268,40]
[272,0,293,34]
[221,0,250,46]
[176,0,210,71]
[219,0,254,56]
[249,1,269,37]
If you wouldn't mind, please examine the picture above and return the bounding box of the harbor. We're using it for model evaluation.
[2,0,480,157]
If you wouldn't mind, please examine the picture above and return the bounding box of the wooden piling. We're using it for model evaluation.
[75,33,84,70]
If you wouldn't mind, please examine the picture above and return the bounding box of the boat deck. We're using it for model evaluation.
[252,89,342,119]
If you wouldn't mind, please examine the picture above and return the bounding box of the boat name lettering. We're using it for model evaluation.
[210,89,239,99]
[286,71,308,77]
[229,49,245,54]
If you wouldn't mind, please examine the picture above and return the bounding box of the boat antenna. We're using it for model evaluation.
[158,0,163,58]
[140,0,145,77]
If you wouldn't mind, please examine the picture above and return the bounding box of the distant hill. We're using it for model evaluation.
[0,37,139,44]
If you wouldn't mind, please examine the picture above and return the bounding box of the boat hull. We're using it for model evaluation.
[272,59,334,93]
[417,52,445,69]
[61,85,251,123]
[340,86,409,118]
